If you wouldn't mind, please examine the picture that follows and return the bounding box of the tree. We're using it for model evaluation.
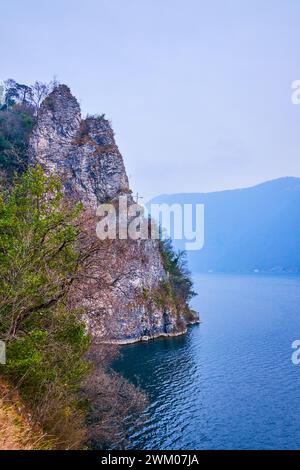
[0,165,85,340]
[1,79,56,113]
[0,79,58,181]
[0,166,147,449]
[159,237,196,307]
[30,81,55,112]
[0,166,90,448]
[2,79,33,110]
[0,104,35,179]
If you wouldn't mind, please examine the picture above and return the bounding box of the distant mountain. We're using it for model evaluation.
[149,177,300,274]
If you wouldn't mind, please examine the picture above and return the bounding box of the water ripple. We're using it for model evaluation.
[113,274,300,450]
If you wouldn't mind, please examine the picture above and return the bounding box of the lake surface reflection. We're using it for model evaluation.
[113,274,300,449]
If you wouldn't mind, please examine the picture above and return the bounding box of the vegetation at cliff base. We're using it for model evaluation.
[0,166,90,448]
[0,166,145,449]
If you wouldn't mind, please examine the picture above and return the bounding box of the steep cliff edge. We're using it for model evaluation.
[29,85,198,343]
[30,85,129,206]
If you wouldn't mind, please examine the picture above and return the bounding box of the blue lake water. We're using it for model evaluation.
[113,274,300,450]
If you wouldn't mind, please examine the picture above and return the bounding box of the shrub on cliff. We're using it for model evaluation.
[159,238,196,313]
[0,105,35,180]
[0,79,56,181]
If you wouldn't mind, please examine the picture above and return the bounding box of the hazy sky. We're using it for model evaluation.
[2,0,300,200]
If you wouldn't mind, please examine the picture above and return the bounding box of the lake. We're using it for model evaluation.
[113,274,300,450]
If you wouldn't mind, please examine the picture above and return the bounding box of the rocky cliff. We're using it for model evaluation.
[29,85,129,206]
[29,85,198,343]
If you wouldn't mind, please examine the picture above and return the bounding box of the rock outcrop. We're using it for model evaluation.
[29,85,198,343]
[30,85,129,206]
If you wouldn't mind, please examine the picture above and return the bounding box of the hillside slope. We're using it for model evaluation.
[0,381,45,450]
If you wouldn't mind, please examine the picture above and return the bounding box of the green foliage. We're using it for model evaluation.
[0,78,56,180]
[0,106,35,178]
[0,166,90,448]
[0,165,83,338]
[159,238,196,310]
[1,79,33,110]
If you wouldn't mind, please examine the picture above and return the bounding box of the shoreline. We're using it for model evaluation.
[98,319,201,345]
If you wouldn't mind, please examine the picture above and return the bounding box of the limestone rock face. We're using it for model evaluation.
[30,85,81,175]
[29,85,193,343]
[30,85,129,206]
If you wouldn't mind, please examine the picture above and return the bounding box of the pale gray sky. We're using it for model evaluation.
[2,0,300,200]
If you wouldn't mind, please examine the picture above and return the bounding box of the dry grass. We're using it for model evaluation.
[0,380,49,450]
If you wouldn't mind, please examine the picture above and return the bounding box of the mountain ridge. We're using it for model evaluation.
[150,177,300,274]
[150,176,300,201]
